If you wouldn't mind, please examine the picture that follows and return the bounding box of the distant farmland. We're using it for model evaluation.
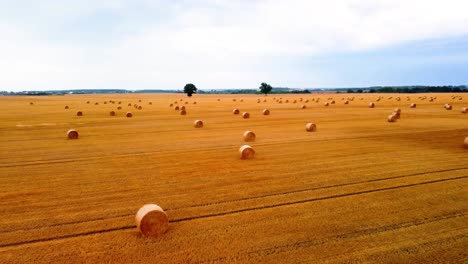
[0,93,467,263]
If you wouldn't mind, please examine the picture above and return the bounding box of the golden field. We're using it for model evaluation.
[0,93,467,263]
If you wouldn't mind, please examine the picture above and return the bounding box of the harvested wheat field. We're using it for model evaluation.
[0,93,467,263]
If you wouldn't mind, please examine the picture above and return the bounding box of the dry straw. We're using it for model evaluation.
[194,120,203,128]
[262,109,270,115]
[239,145,255,159]
[232,109,240,114]
[67,129,79,139]
[305,123,317,132]
[243,131,256,142]
[126,112,133,118]
[242,112,250,119]
[135,204,168,237]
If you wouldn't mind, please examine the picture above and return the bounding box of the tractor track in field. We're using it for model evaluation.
[0,174,466,250]
[205,211,468,263]
[1,167,466,234]
[1,129,466,169]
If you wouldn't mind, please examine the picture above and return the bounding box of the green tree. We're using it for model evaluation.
[259,82,273,95]
[184,83,197,97]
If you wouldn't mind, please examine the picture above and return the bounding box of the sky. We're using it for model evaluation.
[1,0,468,91]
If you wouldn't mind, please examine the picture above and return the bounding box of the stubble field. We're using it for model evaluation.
[0,93,467,263]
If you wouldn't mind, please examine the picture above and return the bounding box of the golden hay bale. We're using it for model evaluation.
[240,99,244,102]
[344,100,349,104]
[445,104,452,110]
[180,110,187,115]
[194,120,203,128]
[118,101,122,104]
[392,111,401,119]
[285,100,289,103]
[104,101,107,104]
[67,129,79,139]
[305,123,317,132]
[128,103,132,106]
[181,106,186,111]
[175,106,180,110]
[232,109,240,115]
[243,131,256,142]
[149,102,152,105]
[180,99,183,101]
[76,111,83,116]
[139,99,142,102]
[331,100,335,104]
[262,109,270,115]
[242,112,250,119]
[233,99,237,102]
[86,101,90,104]
[126,112,133,118]
[94,102,99,105]
[465,137,468,148]
[410,103,416,108]
[324,102,329,106]
[193,101,197,104]
[65,105,69,109]
[110,111,116,116]
[388,114,398,122]
[394,108,401,113]
[301,105,306,109]
[305,99,309,103]
[263,99,267,102]
[239,145,255,159]
[135,204,169,237]
[369,102,375,108]
[293,100,297,103]
[462,107,467,113]
[138,106,142,110]
[185,101,188,104]
[29,102,34,105]
[169,103,173,107]
[117,106,122,110]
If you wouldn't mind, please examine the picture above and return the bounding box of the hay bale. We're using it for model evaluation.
[135,204,169,237]
[139,99,142,102]
[185,101,188,104]
[110,111,116,116]
[194,120,203,128]
[138,106,142,110]
[239,145,255,159]
[465,137,468,148]
[65,105,69,109]
[67,129,79,139]
[243,131,256,142]
[170,104,173,107]
[392,111,401,119]
[126,112,133,118]
[410,103,416,108]
[180,110,187,115]
[394,108,401,113]
[149,102,152,105]
[445,104,452,110]
[324,102,329,106]
[175,106,180,110]
[388,114,398,122]
[95,102,99,105]
[118,101,122,104]
[76,111,83,116]
[301,105,306,109]
[128,103,132,106]
[242,112,250,119]
[232,109,240,115]
[104,101,107,104]
[331,100,335,104]
[369,102,375,108]
[193,101,197,104]
[117,106,122,110]
[305,123,317,132]
[262,109,270,115]
[29,102,34,105]
[462,107,467,113]
[86,101,90,104]
[344,100,349,104]
[181,106,186,111]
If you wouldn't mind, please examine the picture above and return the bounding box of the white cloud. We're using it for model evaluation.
[1,0,468,90]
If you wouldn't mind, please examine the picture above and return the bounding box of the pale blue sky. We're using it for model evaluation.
[1,0,468,91]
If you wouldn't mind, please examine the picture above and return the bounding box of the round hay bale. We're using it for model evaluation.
[324,102,329,106]
[344,100,349,104]
[445,104,452,110]
[180,99,183,101]
[462,107,467,113]
[175,106,180,110]
[95,102,99,105]
[392,111,401,119]
[232,109,240,115]
[410,103,416,108]
[149,102,152,105]
[301,105,306,109]
[262,109,270,115]
[139,99,142,102]
[181,106,186,111]
[110,111,116,116]
[67,129,79,139]
[242,112,250,119]
[180,110,187,115]
[239,145,255,159]
[305,123,317,132]
[76,111,83,116]
[29,102,34,105]
[118,101,122,104]
[194,120,203,128]
[169,104,173,107]
[394,108,401,114]
[331,100,335,104]
[465,137,468,148]
[138,106,142,110]
[104,101,107,104]
[243,131,256,142]
[126,112,133,118]
[240,99,244,102]
[135,204,169,237]
[388,114,398,122]
[86,101,90,104]
[193,101,197,104]
[117,106,122,110]
[369,102,375,108]
[65,105,69,109]
[128,103,132,106]
[185,101,188,105]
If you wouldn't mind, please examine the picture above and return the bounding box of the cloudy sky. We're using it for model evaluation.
[1,0,468,91]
